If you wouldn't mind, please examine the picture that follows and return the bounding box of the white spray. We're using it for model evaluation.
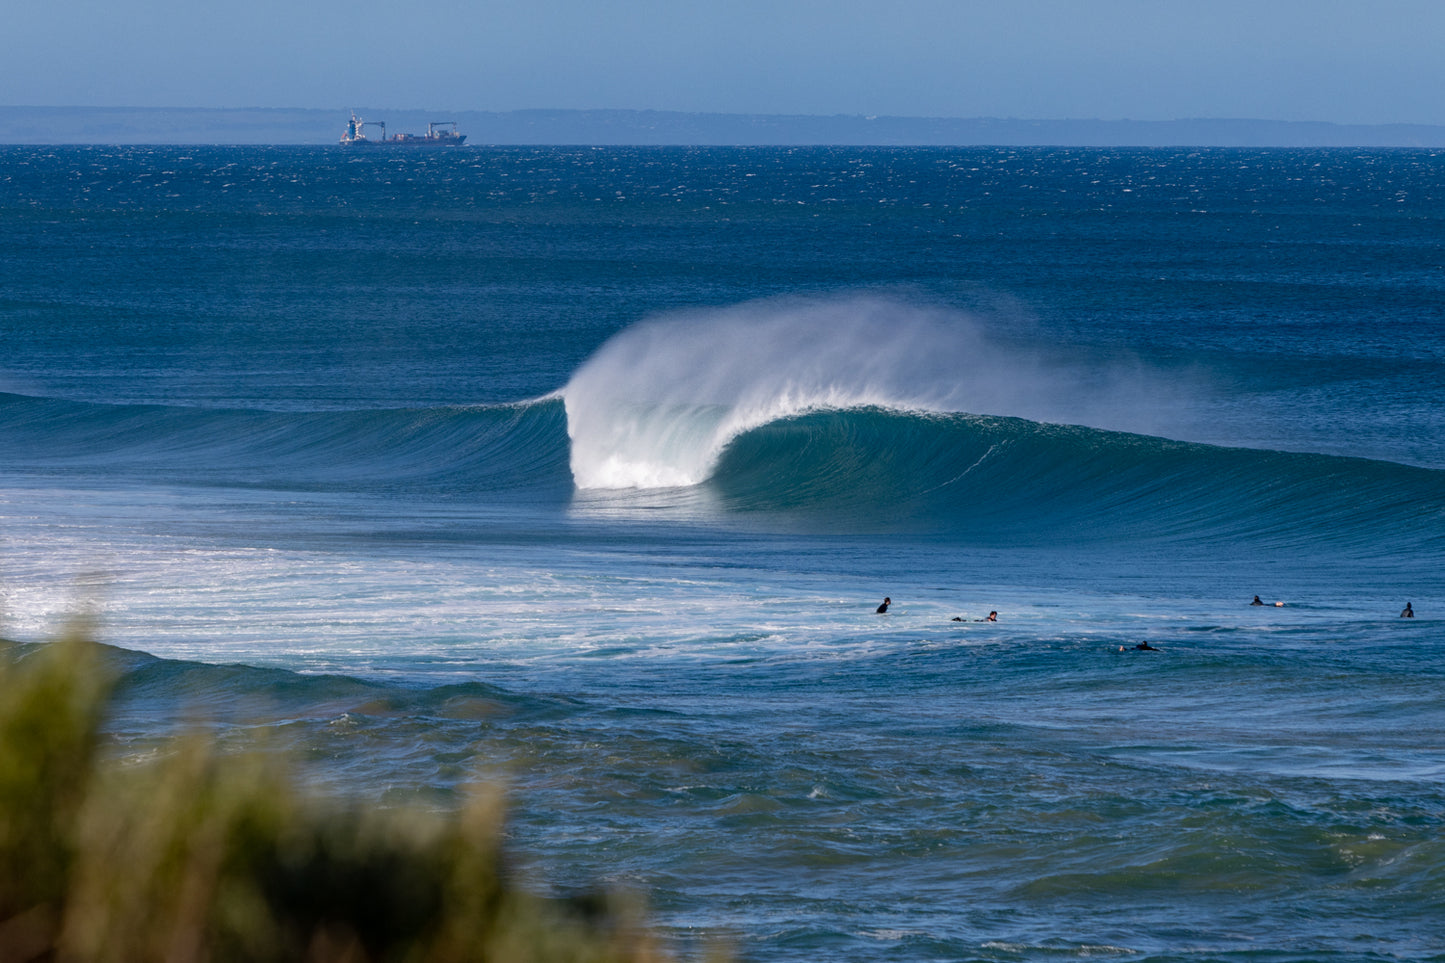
[561,293,1186,490]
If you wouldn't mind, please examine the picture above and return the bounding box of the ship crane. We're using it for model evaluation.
[340,112,465,146]
[340,113,385,144]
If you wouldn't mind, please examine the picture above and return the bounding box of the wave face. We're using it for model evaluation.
[710,408,1445,547]
[0,392,574,500]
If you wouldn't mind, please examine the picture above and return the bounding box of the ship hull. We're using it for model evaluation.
[341,137,467,147]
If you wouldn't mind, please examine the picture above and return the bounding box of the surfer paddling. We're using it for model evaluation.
[951,611,998,622]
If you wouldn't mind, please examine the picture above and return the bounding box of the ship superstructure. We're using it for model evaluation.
[340,113,466,146]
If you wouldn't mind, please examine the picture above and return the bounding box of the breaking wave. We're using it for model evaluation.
[4,294,1442,548]
[560,294,1188,489]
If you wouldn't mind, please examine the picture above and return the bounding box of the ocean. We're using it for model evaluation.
[2,144,1443,961]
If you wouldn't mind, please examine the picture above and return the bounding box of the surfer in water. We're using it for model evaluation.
[876,597,891,614]
[1251,595,1265,606]
[1401,602,1414,618]
[951,611,997,622]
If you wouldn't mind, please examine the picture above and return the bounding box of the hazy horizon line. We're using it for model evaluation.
[3,106,1443,147]
[7,104,1445,124]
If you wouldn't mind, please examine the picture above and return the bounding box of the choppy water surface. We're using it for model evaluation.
[2,145,1443,961]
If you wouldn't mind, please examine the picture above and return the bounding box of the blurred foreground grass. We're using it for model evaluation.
[0,633,700,963]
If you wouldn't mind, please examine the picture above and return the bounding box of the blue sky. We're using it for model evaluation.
[7,0,1444,124]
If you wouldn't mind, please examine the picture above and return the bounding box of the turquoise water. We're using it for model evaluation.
[2,145,1444,961]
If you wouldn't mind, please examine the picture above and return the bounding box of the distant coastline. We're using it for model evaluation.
[2,105,1444,147]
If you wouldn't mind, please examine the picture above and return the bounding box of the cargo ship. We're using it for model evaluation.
[340,113,466,146]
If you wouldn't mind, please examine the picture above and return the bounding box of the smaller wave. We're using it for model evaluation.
[0,392,574,499]
[0,639,568,728]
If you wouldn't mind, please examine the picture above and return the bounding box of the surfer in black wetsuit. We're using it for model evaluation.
[876,597,891,614]
[1251,595,1265,606]
[1135,642,1159,651]
[977,611,997,622]
[1401,602,1414,618]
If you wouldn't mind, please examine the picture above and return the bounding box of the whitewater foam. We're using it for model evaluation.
[561,294,1188,489]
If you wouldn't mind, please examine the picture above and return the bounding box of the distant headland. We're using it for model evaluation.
[2,106,1444,147]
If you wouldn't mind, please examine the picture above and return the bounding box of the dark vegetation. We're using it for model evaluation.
[0,631,699,963]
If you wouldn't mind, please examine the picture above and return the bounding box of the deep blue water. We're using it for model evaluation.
[2,145,1444,961]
